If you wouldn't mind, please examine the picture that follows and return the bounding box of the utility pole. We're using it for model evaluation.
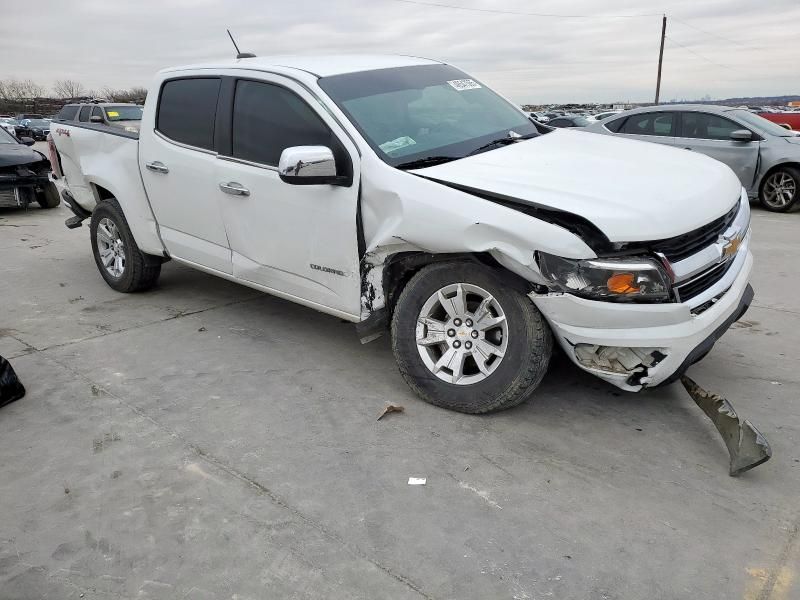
[655,14,667,105]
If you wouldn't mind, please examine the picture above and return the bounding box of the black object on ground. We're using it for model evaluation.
[0,355,25,408]
[681,375,771,476]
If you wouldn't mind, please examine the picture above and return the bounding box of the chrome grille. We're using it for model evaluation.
[673,261,733,302]
[653,201,740,262]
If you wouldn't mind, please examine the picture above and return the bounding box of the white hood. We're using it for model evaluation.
[413,129,742,242]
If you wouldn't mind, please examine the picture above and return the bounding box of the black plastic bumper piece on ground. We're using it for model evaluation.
[681,375,771,476]
[62,189,91,229]
[656,284,754,387]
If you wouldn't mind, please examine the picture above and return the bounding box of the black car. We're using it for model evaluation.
[21,118,51,141]
[0,127,60,209]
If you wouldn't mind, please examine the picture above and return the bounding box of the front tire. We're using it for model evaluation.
[36,182,60,208]
[90,198,161,292]
[391,262,552,414]
[760,167,799,212]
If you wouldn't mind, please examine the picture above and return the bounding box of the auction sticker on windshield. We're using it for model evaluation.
[379,136,417,154]
[447,79,482,91]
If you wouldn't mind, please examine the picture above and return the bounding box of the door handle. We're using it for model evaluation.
[219,182,250,196]
[145,161,169,174]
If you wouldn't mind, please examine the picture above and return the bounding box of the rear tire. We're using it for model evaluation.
[391,261,552,414]
[36,182,61,209]
[90,198,161,292]
[759,166,799,212]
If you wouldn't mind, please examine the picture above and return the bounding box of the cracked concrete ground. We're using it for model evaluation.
[1,195,799,599]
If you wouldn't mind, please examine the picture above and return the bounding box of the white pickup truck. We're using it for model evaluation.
[51,54,753,413]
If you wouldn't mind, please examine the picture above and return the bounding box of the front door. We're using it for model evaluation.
[675,112,760,188]
[214,76,362,317]
[139,76,232,274]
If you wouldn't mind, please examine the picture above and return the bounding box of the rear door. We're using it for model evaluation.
[138,76,232,273]
[675,111,759,187]
[213,75,362,316]
[615,111,678,147]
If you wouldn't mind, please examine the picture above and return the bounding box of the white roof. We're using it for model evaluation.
[162,54,443,78]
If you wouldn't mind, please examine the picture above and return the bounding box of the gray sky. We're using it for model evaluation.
[2,0,798,103]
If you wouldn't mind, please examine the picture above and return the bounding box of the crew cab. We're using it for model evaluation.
[50,55,754,413]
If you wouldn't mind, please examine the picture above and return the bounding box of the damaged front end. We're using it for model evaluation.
[0,161,52,209]
[573,344,667,390]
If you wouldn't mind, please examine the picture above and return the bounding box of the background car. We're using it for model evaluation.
[55,102,143,133]
[0,117,18,136]
[21,118,51,141]
[585,104,800,212]
[0,125,59,209]
[547,115,591,128]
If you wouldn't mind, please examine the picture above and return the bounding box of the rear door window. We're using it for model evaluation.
[92,106,103,119]
[680,112,743,140]
[78,106,91,122]
[156,78,221,150]
[621,112,675,137]
[57,105,79,121]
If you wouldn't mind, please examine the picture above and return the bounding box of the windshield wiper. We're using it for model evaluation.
[395,156,459,170]
[467,132,538,156]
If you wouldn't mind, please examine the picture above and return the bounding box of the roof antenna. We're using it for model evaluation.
[227,29,256,59]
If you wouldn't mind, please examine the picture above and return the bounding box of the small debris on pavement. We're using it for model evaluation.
[0,355,25,409]
[198,326,207,332]
[377,404,404,421]
[770,381,781,385]
[408,477,426,485]
[464,465,470,472]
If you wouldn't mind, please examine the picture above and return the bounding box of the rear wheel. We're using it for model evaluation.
[760,166,799,212]
[90,198,161,292]
[391,262,552,414]
[36,182,60,208]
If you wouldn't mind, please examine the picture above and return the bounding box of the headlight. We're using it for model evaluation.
[537,252,671,302]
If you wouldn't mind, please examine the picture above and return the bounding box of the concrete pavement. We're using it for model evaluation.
[1,199,798,599]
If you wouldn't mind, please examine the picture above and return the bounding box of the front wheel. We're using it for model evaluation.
[391,262,552,414]
[90,198,161,292]
[760,167,799,212]
[36,182,60,208]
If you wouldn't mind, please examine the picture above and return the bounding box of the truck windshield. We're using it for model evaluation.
[318,64,538,167]
[104,106,143,121]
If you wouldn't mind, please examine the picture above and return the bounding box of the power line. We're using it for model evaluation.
[389,0,661,19]
[669,17,766,51]
[664,35,740,73]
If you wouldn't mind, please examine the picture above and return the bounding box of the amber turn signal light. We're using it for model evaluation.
[607,273,640,294]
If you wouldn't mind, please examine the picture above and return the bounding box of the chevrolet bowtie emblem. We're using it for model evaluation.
[722,235,743,260]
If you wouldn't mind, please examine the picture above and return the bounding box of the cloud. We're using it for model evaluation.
[1,0,798,103]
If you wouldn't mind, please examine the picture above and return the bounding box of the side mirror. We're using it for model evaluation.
[89,115,104,123]
[20,136,35,146]
[278,146,345,186]
[730,129,753,142]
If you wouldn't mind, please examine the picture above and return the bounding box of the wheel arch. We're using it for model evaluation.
[357,250,536,343]
[757,161,800,196]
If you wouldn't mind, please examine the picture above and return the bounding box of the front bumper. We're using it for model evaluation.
[532,249,754,391]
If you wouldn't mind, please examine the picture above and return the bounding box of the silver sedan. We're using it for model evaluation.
[585,104,800,212]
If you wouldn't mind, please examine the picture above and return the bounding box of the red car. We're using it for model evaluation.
[758,111,800,131]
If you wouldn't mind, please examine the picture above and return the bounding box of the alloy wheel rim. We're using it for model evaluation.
[764,172,796,208]
[415,282,509,385]
[96,217,125,278]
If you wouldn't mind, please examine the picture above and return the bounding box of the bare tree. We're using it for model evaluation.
[100,86,147,103]
[53,79,86,99]
[0,78,46,100]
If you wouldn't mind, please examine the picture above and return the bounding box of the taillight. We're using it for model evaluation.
[46,134,63,179]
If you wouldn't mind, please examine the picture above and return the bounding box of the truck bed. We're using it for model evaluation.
[50,120,165,257]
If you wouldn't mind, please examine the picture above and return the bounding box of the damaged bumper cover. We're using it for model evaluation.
[0,168,51,207]
[533,250,753,391]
